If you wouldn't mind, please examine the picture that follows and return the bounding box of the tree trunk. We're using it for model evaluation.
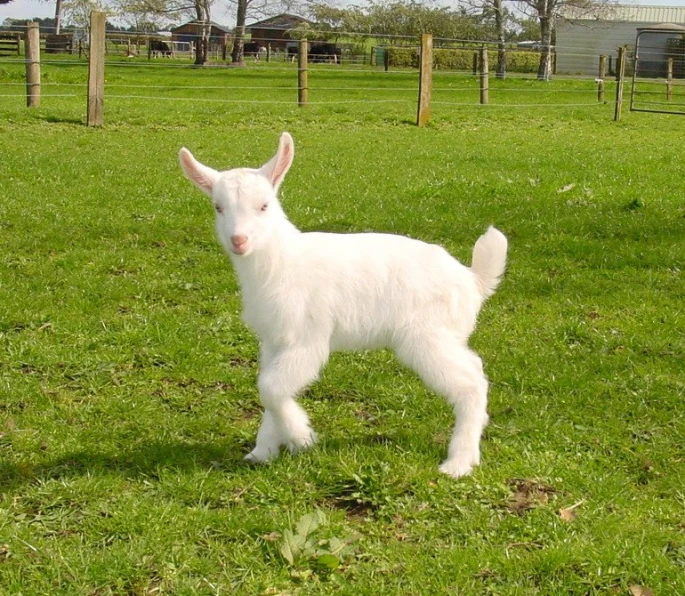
[494,0,506,79]
[537,15,553,81]
[55,0,62,35]
[193,1,209,66]
[231,0,247,64]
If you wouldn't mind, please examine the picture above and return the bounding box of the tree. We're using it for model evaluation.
[468,0,514,78]
[509,15,541,42]
[226,0,306,64]
[117,0,213,64]
[61,0,111,30]
[514,0,615,80]
[230,0,246,63]
[55,0,63,34]
[192,0,211,65]
[309,0,494,44]
[493,0,506,78]
[112,0,173,31]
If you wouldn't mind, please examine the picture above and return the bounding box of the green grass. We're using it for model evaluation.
[0,62,683,595]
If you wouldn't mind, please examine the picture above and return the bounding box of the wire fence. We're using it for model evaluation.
[3,20,684,122]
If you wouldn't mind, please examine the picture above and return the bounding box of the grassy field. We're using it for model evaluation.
[0,61,683,595]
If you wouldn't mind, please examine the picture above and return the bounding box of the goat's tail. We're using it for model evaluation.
[471,226,508,300]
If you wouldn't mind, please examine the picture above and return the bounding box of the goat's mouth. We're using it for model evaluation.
[231,243,250,256]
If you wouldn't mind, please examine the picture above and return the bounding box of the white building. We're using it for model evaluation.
[556,4,685,75]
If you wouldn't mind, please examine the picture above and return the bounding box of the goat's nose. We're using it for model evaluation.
[231,234,248,247]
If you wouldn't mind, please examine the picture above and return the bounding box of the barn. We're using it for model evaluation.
[246,14,315,50]
[171,21,232,47]
[556,4,685,75]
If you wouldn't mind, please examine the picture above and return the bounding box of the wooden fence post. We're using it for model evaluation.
[479,46,489,105]
[25,22,41,108]
[614,46,626,121]
[298,39,308,106]
[472,51,478,76]
[598,54,606,103]
[384,47,389,72]
[266,43,271,63]
[416,33,432,127]
[666,57,673,100]
[87,11,106,126]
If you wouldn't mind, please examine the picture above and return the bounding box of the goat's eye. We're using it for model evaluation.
[260,203,269,212]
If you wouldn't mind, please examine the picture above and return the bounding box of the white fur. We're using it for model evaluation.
[179,132,508,478]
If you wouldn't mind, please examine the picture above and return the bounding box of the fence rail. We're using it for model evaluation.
[9,13,685,125]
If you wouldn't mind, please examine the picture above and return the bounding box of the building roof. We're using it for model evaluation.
[246,14,314,31]
[561,4,685,23]
[171,21,232,34]
[636,21,685,31]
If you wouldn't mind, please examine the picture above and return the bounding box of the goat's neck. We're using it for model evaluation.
[231,221,300,294]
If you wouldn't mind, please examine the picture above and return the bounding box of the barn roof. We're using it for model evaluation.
[636,22,685,32]
[246,14,314,31]
[171,21,232,34]
[561,4,685,23]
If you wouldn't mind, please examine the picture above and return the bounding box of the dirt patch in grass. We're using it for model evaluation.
[504,478,558,516]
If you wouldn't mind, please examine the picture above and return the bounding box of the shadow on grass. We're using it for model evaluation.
[40,114,85,125]
[0,438,250,489]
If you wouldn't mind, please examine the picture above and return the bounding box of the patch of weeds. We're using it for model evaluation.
[276,511,358,580]
[321,463,404,519]
[664,542,685,569]
[625,198,645,211]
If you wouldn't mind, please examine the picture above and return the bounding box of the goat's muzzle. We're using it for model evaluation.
[231,235,249,255]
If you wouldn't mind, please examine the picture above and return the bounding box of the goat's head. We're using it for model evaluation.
[179,132,294,257]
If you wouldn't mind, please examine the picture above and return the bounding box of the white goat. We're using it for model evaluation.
[178,132,508,478]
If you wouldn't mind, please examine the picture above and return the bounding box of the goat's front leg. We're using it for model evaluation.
[245,343,329,463]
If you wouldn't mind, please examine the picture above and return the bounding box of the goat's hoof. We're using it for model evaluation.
[286,430,317,453]
[244,449,276,464]
[439,459,475,479]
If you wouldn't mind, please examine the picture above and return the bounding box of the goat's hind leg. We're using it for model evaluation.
[396,333,489,479]
[245,344,328,463]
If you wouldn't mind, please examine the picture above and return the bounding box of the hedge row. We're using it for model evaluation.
[386,47,540,74]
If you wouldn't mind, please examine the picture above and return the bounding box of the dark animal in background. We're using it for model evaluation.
[308,43,341,64]
[287,45,298,63]
[151,39,172,58]
[244,41,266,61]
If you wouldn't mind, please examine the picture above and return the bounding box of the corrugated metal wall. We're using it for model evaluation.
[556,5,685,75]
[556,21,639,75]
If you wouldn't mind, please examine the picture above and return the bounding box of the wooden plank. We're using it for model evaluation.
[298,39,308,106]
[480,47,489,105]
[667,57,673,101]
[598,54,606,103]
[25,23,40,108]
[416,33,432,127]
[614,46,626,121]
[87,11,106,126]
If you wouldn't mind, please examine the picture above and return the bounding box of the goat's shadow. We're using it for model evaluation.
[0,427,445,491]
[0,438,250,490]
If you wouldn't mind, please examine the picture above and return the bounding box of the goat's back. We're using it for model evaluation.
[245,232,483,351]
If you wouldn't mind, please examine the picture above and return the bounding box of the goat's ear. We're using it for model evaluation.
[259,132,294,191]
[179,148,218,197]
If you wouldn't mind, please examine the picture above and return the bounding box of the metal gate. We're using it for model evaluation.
[630,23,685,115]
